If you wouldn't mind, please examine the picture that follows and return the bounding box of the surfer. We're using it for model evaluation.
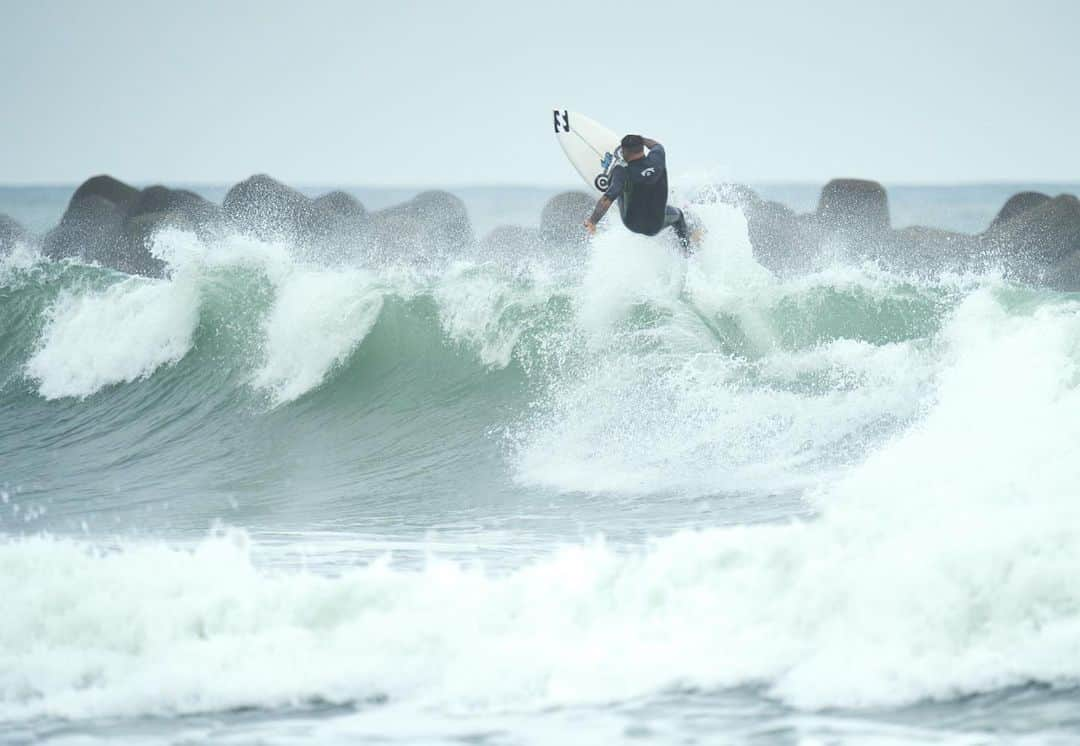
[583,134,693,252]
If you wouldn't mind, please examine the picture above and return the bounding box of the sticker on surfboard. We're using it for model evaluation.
[553,109,622,194]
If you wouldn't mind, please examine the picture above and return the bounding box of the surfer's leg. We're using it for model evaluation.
[664,206,692,255]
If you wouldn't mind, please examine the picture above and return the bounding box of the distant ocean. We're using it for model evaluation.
[5,181,1080,236]
[3,182,1080,745]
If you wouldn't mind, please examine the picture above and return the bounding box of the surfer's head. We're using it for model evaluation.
[620,134,645,160]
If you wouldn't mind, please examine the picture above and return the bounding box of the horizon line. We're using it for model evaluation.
[1,178,1079,190]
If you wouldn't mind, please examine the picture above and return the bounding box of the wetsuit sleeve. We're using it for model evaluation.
[647,143,666,169]
[603,166,625,201]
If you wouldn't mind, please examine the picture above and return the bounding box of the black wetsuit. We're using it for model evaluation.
[604,143,690,247]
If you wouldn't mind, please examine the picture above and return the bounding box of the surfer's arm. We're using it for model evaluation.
[584,196,614,234]
[585,166,624,233]
[642,138,665,167]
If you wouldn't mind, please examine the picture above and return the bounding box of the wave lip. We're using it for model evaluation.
[251,268,385,405]
[25,275,199,400]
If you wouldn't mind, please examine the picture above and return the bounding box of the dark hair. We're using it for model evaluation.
[620,134,644,153]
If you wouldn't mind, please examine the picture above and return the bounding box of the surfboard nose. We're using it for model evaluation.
[553,110,621,194]
[552,109,570,134]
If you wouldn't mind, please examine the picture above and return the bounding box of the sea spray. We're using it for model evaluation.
[513,203,942,496]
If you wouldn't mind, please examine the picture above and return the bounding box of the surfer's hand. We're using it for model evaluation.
[583,220,596,235]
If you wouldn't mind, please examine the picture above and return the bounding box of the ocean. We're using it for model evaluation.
[3,182,1080,745]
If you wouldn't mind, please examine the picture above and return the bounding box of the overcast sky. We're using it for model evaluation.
[1,0,1077,186]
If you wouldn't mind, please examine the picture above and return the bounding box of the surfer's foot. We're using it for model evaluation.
[673,213,695,256]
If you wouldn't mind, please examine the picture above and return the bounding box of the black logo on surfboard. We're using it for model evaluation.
[594,174,610,190]
[553,110,569,133]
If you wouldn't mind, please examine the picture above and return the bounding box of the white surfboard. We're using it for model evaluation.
[552,109,622,194]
